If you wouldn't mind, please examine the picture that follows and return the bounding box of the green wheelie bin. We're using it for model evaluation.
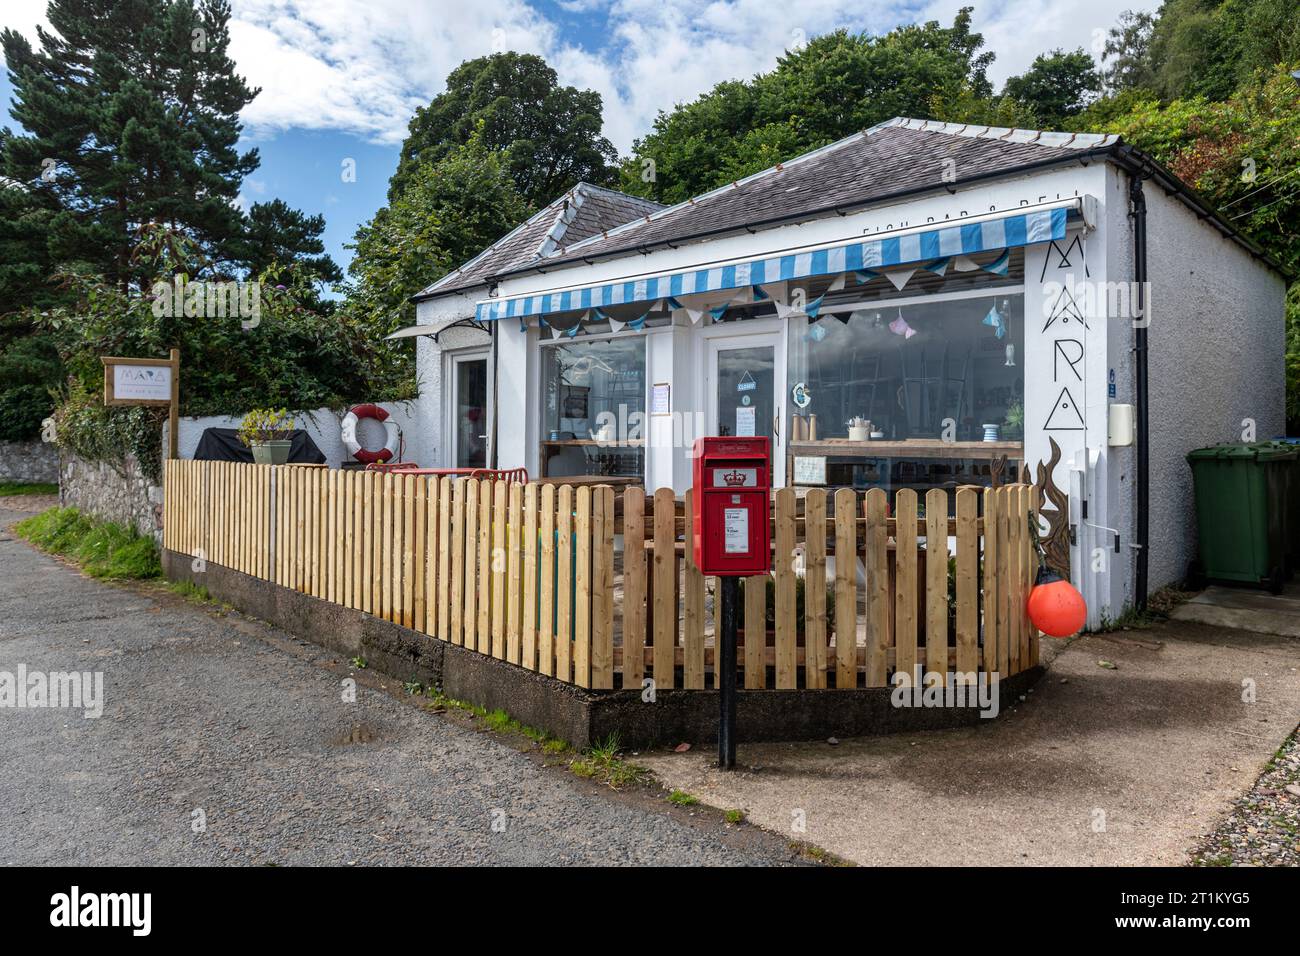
[1262,439,1300,575]
[1186,443,1295,594]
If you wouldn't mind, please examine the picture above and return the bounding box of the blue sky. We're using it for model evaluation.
[1,0,1151,284]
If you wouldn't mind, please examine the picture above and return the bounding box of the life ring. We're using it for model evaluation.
[341,404,400,464]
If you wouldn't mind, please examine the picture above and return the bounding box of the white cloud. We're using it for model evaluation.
[2,0,1161,155]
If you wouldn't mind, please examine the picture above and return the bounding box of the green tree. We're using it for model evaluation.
[1101,10,1158,93]
[228,198,342,307]
[2,0,259,291]
[343,133,531,396]
[1003,48,1102,127]
[621,9,997,204]
[389,52,616,206]
[1086,68,1300,429]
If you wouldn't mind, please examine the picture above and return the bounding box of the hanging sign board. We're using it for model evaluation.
[102,349,181,459]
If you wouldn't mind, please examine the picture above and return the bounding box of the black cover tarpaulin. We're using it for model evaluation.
[191,427,326,464]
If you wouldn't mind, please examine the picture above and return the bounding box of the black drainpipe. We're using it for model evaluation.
[1129,171,1150,610]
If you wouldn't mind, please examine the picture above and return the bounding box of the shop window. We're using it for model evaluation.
[787,291,1025,444]
[540,336,646,478]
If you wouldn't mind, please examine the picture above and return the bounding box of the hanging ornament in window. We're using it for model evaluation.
[889,308,916,339]
[1005,343,1016,367]
[805,322,828,343]
[982,303,1006,339]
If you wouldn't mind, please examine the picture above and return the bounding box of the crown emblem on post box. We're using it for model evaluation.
[722,469,748,487]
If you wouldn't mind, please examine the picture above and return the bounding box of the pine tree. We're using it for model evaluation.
[1,0,258,290]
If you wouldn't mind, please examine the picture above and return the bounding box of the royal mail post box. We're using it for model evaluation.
[692,436,771,577]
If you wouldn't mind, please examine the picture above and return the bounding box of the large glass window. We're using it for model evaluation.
[786,290,1024,493]
[541,336,646,478]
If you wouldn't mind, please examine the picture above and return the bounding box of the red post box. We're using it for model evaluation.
[691,436,771,577]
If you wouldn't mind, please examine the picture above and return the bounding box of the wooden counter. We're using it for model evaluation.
[787,439,1024,460]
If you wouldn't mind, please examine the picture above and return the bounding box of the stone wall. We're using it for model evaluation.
[0,440,60,483]
[59,452,163,542]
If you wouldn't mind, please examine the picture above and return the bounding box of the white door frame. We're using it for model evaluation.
[442,346,492,469]
[697,317,787,486]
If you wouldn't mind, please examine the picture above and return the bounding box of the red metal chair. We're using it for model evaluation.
[366,461,421,472]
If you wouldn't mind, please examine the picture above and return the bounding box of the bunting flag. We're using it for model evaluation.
[854,268,881,284]
[626,310,649,332]
[885,268,915,291]
[564,322,580,338]
[826,272,847,293]
[982,303,1006,339]
[889,310,917,339]
[952,255,980,272]
[773,299,804,320]
[475,205,1070,322]
[804,293,826,320]
[751,285,770,301]
[921,257,950,276]
[708,303,730,323]
[982,250,1011,275]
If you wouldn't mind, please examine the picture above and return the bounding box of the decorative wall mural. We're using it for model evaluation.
[1043,386,1086,431]
[1042,285,1089,333]
[1053,339,1084,381]
[1034,437,1071,577]
[1037,234,1090,282]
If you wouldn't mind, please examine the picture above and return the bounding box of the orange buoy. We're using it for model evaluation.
[1026,566,1087,637]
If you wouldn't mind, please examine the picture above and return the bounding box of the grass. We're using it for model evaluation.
[420,688,566,750]
[667,789,699,807]
[569,733,649,789]
[724,809,746,825]
[0,480,58,497]
[14,507,160,579]
[166,579,211,603]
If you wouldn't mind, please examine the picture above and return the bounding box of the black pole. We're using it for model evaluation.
[1130,172,1150,611]
[718,575,738,769]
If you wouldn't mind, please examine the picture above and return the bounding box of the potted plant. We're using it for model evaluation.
[237,407,293,465]
[1002,399,1024,441]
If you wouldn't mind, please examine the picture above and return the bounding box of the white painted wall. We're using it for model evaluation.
[1143,179,1287,591]
[174,402,420,467]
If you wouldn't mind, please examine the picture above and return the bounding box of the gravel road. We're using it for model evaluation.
[0,507,794,866]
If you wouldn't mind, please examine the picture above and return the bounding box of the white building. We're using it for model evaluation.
[405,118,1288,626]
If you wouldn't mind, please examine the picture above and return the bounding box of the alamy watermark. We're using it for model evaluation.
[151,275,261,329]
[891,666,1000,718]
[0,665,103,718]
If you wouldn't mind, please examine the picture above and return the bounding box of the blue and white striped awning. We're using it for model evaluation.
[475,204,1069,322]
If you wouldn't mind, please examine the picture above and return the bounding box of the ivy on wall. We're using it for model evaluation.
[52,380,165,485]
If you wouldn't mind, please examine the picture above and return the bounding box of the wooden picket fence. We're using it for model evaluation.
[163,460,1039,693]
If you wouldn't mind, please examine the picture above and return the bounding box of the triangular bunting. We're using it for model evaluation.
[854,269,881,284]
[709,303,730,323]
[774,300,803,320]
[921,258,950,277]
[885,268,915,291]
[804,294,826,320]
[826,273,847,293]
[952,255,979,272]
[982,250,1010,276]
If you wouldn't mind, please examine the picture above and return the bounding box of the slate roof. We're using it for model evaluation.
[414,183,664,301]
[498,118,1120,278]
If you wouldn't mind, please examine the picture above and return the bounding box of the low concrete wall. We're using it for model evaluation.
[162,549,1043,749]
[61,451,163,542]
[0,439,59,483]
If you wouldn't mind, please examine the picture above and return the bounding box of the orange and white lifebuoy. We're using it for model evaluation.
[341,404,400,464]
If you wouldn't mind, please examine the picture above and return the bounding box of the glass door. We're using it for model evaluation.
[449,351,489,469]
[706,331,783,483]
